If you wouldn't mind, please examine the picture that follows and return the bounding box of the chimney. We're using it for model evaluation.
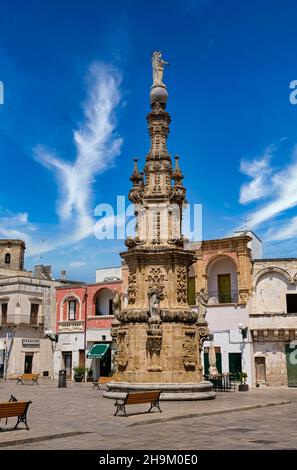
[34,265,43,278]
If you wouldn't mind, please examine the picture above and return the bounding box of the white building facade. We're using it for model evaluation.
[250,258,297,387]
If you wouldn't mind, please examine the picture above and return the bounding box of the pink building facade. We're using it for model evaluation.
[53,280,122,380]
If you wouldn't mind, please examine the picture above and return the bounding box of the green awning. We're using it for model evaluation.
[87,343,109,359]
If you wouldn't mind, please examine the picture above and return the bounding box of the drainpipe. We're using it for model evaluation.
[84,288,88,382]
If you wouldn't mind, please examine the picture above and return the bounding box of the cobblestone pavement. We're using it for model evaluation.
[1,379,297,450]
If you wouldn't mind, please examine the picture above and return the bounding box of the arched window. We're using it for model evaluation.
[5,253,11,264]
[206,256,238,304]
[95,288,114,316]
[68,300,77,320]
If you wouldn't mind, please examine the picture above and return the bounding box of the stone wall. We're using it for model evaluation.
[253,341,288,386]
[0,239,25,271]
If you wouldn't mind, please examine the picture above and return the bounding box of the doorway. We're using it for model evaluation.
[229,353,242,376]
[255,356,266,383]
[218,274,231,303]
[100,346,111,376]
[62,352,72,379]
[24,354,33,374]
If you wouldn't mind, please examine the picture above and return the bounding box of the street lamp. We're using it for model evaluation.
[238,323,248,340]
[44,329,58,342]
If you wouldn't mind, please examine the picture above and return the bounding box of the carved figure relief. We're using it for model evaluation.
[128,269,137,303]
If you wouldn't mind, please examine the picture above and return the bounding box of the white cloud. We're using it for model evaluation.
[266,216,297,241]
[238,144,297,241]
[239,145,274,204]
[69,260,86,268]
[30,62,123,252]
[0,210,37,245]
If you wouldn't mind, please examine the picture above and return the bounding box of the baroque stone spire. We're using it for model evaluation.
[126,78,186,248]
[105,53,214,401]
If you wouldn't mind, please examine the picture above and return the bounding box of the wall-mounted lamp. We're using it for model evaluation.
[44,329,59,342]
[238,323,248,340]
[206,333,214,341]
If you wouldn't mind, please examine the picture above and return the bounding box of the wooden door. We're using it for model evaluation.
[79,349,85,368]
[255,357,266,382]
[218,274,231,303]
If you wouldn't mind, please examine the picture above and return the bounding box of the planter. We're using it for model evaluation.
[238,383,249,392]
[74,374,84,382]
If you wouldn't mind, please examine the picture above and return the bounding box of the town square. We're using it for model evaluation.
[1,0,297,458]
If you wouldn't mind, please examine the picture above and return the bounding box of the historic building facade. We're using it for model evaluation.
[250,258,297,387]
[187,230,262,385]
[54,278,123,380]
[0,239,61,379]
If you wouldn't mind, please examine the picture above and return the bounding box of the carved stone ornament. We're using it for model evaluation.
[183,330,196,370]
[127,269,137,303]
[176,266,187,303]
[147,323,163,355]
[117,330,129,370]
[146,267,166,299]
[160,309,198,323]
[197,326,209,352]
[146,321,163,371]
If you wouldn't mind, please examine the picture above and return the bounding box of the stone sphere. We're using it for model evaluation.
[150,85,168,104]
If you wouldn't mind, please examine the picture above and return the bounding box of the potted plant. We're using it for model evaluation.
[237,371,249,391]
[73,366,87,382]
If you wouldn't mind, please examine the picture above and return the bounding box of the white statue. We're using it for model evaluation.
[197,288,208,321]
[149,289,160,320]
[152,51,169,87]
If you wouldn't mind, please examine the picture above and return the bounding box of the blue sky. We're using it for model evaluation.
[1,0,297,281]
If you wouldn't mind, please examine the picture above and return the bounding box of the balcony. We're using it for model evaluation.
[0,314,44,327]
[58,320,84,332]
[207,290,238,305]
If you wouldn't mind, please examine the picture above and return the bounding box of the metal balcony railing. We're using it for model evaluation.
[58,320,85,332]
[207,290,238,304]
[0,314,44,326]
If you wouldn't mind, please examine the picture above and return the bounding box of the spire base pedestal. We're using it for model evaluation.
[103,381,215,401]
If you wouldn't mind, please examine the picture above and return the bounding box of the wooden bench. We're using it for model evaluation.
[0,401,32,430]
[16,373,39,385]
[114,390,162,417]
[92,376,113,390]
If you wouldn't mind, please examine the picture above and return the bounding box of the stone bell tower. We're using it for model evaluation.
[105,53,215,400]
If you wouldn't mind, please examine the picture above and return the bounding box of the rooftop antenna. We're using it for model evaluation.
[239,218,253,234]
[40,239,46,263]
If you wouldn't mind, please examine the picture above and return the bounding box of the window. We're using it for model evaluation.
[68,300,77,320]
[30,303,39,325]
[286,294,297,313]
[5,253,11,264]
[1,303,8,325]
[217,274,231,303]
